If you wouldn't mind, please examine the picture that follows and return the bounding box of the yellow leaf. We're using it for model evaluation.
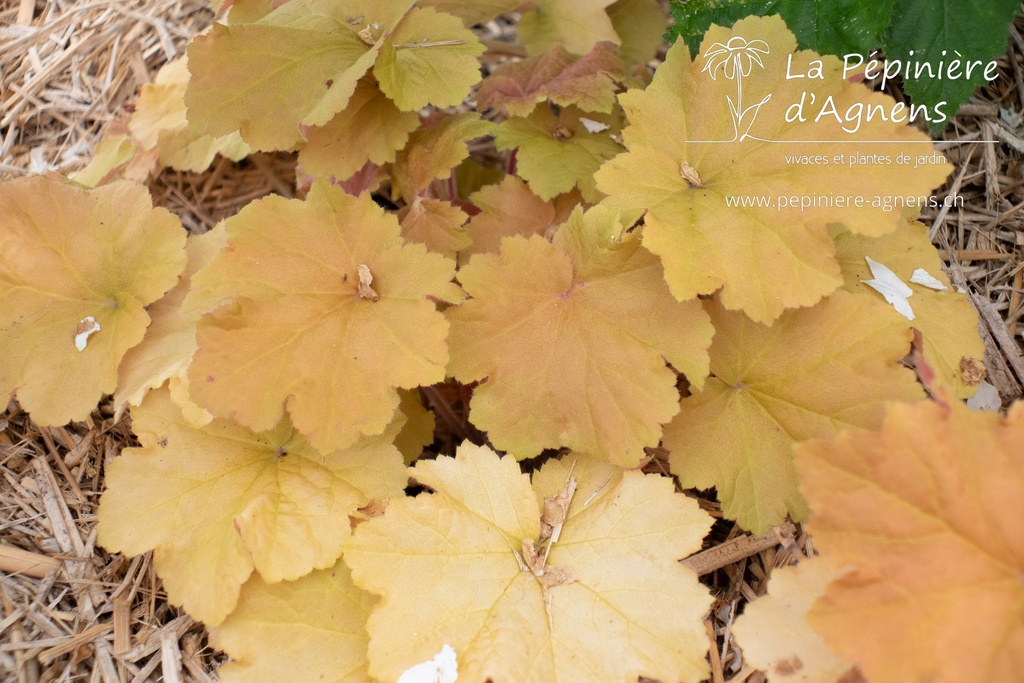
[519,0,619,56]
[344,444,714,682]
[731,557,857,682]
[663,291,924,533]
[186,179,464,453]
[98,387,406,626]
[448,205,712,465]
[416,0,518,26]
[495,104,622,203]
[0,178,186,425]
[595,15,952,323]
[399,197,471,258]
[211,564,378,683]
[374,7,485,112]
[832,219,985,398]
[606,0,666,66]
[185,4,381,150]
[795,392,1024,683]
[299,76,420,182]
[69,135,140,188]
[115,223,227,417]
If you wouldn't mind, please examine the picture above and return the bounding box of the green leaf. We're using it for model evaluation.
[885,0,1018,133]
[667,0,892,57]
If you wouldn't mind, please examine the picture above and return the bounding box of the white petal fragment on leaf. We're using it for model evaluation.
[861,256,915,320]
[579,117,610,133]
[397,644,458,683]
[74,316,101,351]
[910,268,949,291]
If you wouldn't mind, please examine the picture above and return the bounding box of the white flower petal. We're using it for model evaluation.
[909,268,948,291]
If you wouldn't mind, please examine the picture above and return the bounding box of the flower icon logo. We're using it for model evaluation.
[698,36,772,142]
[702,37,770,80]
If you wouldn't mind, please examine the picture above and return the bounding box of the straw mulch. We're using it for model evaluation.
[1,2,1023,682]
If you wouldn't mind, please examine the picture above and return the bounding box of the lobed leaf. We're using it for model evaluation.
[606,0,667,65]
[731,557,857,681]
[663,291,924,533]
[345,444,714,683]
[477,42,626,117]
[0,177,186,425]
[832,219,985,398]
[796,392,1024,683]
[495,104,622,203]
[399,198,471,258]
[392,113,495,200]
[211,565,377,683]
[595,15,952,323]
[518,0,620,56]
[98,387,406,626]
[448,205,712,465]
[186,179,463,453]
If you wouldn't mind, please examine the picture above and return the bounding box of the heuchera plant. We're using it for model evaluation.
[2,2,1019,681]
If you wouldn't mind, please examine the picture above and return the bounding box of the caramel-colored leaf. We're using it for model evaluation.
[448,205,712,465]
[595,15,951,323]
[416,0,518,26]
[344,444,714,682]
[299,76,420,182]
[211,564,377,683]
[98,387,406,626]
[607,0,666,65]
[832,219,985,398]
[796,392,1024,683]
[185,8,379,150]
[462,176,576,262]
[392,113,494,200]
[131,56,250,172]
[394,388,435,464]
[186,179,463,453]
[732,557,857,682]
[664,292,924,533]
[115,223,227,417]
[0,178,186,425]
[399,198,471,258]
[477,42,625,116]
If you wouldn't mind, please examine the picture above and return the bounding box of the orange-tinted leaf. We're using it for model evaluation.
[131,56,250,172]
[477,42,625,116]
[664,292,924,533]
[796,392,1024,683]
[299,76,420,182]
[0,178,185,425]
[595,16,951,323]
[462,176,575,262]
[399,197,471,257]
[345,444,714,682]
[519,0,619,56]
[211,564,377,683]
[115,224,227,418]
[98,387,406,626]
[374,7,485,112]
[392,113,494,200]
[448,205,712,465]
[732,557,857,682]
[495,104,622,202]
[186,179,463,453]
[185,3,382,150]
[832,220,985,398]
